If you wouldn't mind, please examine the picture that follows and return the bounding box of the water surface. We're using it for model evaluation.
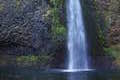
[0,67,120,80]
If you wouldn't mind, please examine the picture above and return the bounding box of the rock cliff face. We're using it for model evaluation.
[0,0,66,68]
[94,0,120,46]
[93,0,120,68]
[0,0,66,57]
[0,0,49,46]
[0,0,119,68]
[0,0,50,53]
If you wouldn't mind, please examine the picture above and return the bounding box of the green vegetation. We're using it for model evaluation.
[16,0,21,7]
[0,54,54,68]
[49,0,64,7]
[104,44,120,58]
[52,25,66,36]
[16,55,38,63]
[97,26,105,46]
[0,3,4,11]
[16,54,53,67]
[104,44,120,66]
[93,0,120,68]
[49,0,66,38]
[93,0,106,46]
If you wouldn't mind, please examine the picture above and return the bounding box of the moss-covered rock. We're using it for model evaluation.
[93,0,120,46]
[93,0,120,68]
[16,54,53,68]
[0,54,53,68]
[104,44,120,68]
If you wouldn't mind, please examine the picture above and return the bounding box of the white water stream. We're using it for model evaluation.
[67,0,89,70]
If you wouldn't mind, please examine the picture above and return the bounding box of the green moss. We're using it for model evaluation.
[97,26,105,45]
[52,24,66,36]
[104,45,120,67]
[16,54,53,67]
[16,0,21,6]
[104,45,120,58]
[94,0,120,67]
[16,56,31,66]
[51,8,66,36]
[92,0,107,46]
[49,0,64,7]
[0,3,4,11]
[49,0,66,40]
[43,9,51,19]
[16,55,38,63]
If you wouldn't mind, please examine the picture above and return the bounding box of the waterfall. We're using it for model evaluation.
[67,0,89,70]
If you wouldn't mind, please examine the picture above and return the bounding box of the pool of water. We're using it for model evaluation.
[0,66,120,80]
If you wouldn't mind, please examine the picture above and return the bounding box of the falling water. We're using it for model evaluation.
[67,0,89,70]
